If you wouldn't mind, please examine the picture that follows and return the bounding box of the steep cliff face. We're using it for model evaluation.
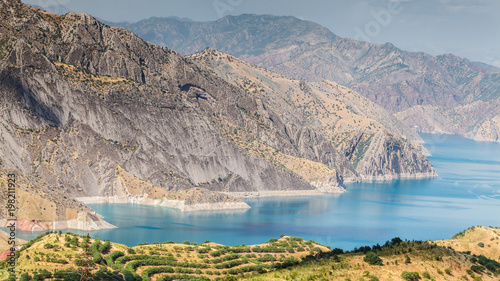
[347,132,435,180]
[189,49,436,181]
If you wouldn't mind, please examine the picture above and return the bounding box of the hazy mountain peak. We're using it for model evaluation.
[109,14,339,56]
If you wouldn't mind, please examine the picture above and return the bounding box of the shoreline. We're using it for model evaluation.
[223,188,343,198]
[357,171,438,182]
[0,216,116,232]
[76,196,251,212]
[421,132,499,144]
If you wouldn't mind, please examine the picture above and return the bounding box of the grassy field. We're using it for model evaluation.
[0,227,499,280]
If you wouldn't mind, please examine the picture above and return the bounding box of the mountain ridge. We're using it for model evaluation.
[111,14,500,142]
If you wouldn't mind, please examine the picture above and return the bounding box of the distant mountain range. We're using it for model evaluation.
[110,14,500,142]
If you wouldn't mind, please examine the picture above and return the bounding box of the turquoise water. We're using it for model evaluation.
[15,134,500,250]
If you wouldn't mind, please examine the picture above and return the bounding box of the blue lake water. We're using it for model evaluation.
[15,134,500,250]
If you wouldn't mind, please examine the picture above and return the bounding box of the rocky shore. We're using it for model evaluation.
[77,195,251,212]
[0,214,116,232]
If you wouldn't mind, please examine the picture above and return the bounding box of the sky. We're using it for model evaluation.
[22,0,500,67]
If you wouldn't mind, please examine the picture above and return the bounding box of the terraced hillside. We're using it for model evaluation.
[0,232,329,281]
[1,227,499,280]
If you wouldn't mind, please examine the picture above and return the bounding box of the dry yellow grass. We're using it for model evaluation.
[54,61,128,90]
[0,230,27,252]
[245,240,499,281]
[436,226,500,262]
[115,165,168,198]
[16,188,57,222]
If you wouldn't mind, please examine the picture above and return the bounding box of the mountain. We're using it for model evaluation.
[466,59,500,74]
[113,15,500,142]
[189,48,434,181]
[0,1,435,230]
[395,101,500,142]
[112,14,339,59]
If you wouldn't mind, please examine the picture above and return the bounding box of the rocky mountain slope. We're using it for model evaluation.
[395,100,500,142]
[114,14,500,142]
[189,49,435,181]
[0,1,436,230]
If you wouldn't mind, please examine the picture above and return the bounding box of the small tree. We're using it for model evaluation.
[77,233,96,281]
[405,255,411,264]
[401,271,420,281]
[364,252,383,266]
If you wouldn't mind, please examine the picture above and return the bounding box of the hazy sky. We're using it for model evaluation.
[22,0,500,67]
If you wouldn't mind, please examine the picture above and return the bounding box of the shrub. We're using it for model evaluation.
[98,240,111,253]
[391,237,403,245]
[477,242,484,247]
[401,271,420,281]
[466,269,475,277]
[69,237,78,246]
[57,258,69,264]
[363,252,383,266]
[470,265,485,272]
[422,271,431,279]
[105,251,124,266]
[19,273,31,281]
[93,250,103,264]
[127,248,136,254]
[445,268,452,275]
[405,255,411,264]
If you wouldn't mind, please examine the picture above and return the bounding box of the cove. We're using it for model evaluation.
[14,134,500,250]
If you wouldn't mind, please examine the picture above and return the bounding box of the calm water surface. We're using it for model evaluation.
[15,134,500,250]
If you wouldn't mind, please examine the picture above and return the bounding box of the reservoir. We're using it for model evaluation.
[15,134,500,250]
